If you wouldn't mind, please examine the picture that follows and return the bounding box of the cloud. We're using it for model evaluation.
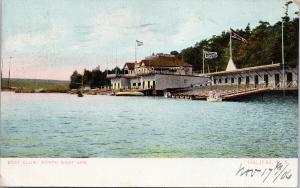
[67,7,153,55]
[3,19,68,54]
[123,23,158,29]
[197,16,218,25]
[169,12,220,47]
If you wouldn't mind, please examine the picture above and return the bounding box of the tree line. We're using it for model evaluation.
[171,15,298,72]
[69,67,121,89]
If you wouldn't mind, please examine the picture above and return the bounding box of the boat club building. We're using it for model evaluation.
[107,54,209,93]
[206,59,298,89]
[108,54,298,96]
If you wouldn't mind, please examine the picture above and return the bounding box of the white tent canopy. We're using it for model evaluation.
[226,58,237,71]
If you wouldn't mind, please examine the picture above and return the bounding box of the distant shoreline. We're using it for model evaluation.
[1,77,69,83]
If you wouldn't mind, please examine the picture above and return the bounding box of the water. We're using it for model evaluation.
[0,92,298,158]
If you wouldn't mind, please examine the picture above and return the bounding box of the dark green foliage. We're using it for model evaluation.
[170,50,182,59]
[83,69,92,86]
[69,67,121,89]
[175,18,298,72]
[69,70,82,89]
[89,67,110,88]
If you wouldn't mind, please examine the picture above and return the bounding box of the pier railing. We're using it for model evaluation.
[174,81,298,98]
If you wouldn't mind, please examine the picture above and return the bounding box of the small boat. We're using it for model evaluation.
[34,88,45,93]
[164,91,172,98]
[77,90,84,97]
[115,91,144,96]
[207,91,222,102]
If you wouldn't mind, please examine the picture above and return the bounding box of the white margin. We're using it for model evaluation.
[0,158,298,187]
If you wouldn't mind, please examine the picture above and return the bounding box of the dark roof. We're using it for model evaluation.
[124,62,136,70]
[140,56,192,67]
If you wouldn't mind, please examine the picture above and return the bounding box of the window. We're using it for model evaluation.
[231,77,234,83]
[138,83,141,86]
[219,78,222,83]
[246,76,250,85]
[275,74,279,87]
[264,75,268,87]
[214,79,216,84]
[287,72,293,83]
[254,75,258,86]
[225,78,228,83]
[148,81,150,88]
[238,77,241,85]
[133,83,136,86]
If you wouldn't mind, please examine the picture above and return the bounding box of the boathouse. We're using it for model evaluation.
[108,54,209,93]
[206,61,298,89]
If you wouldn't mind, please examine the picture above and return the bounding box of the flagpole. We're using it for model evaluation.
[8,56,12,89]
[135,40,137,63]
[281,17,285,95]
[115,49,117,76]
[202,49,205,74]
[230,29,232,59]
[0,58,2,90]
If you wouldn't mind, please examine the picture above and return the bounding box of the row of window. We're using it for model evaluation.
[113,82,121,89]
[213,72,293,85]
[214,75,265,85]
[132,81,156,89]
[214,77,237,84]
[112,81,156,89]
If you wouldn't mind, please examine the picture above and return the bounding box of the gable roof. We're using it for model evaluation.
[140,56,192,67]
[123,62,136,70]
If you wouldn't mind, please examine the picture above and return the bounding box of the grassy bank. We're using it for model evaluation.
[1,78,69,91]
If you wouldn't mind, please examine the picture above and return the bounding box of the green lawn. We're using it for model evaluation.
[1,78,69,90]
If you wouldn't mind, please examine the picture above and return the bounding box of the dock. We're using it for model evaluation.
[221,88,270,100]
[171,85,286,101]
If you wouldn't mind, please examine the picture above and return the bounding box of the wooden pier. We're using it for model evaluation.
[222,88,270,101]
[172,86,281,101]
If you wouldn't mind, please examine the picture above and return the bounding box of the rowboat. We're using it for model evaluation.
[115,91,144,96]
[77,91,83,97]
[207,91,222,102]
[164,91,172,98]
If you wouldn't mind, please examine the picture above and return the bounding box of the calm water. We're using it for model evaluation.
[0,91,298,158]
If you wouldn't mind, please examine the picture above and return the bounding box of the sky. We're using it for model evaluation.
[1,0,299,80]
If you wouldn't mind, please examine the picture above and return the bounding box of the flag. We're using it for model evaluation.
[230,28,248,43]
[136,40,143,46]
[204,51,218,59]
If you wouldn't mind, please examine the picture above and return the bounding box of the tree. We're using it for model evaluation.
[70,67,113,89]
[83,69,92,86]
[170,51,179,56]
[176,17,298,72]
[69,70,82,89]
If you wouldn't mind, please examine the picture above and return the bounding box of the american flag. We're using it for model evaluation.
[230,28,248,43]
[136,40,143,46]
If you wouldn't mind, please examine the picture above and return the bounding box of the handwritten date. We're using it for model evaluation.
[236,161,292,183]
